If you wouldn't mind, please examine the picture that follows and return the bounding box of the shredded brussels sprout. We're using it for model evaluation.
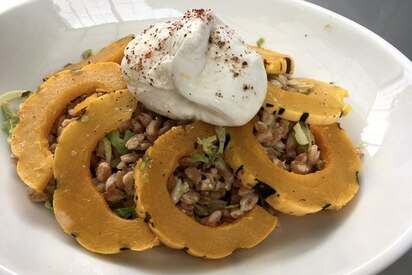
[101,137,112,163]
[0,89,32,104]
[0,90,33,143]
[171,178,190,204]
[115,207,136,219]
[191,127,226,164]
[191,152,210,163]
[293,121,314,146]
[215,126,226,155]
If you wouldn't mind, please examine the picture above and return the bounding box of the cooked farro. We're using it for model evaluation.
[255,109,323,174]
[168,131,275,226]
[29,99,183,219]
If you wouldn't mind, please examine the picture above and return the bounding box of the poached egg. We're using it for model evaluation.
[121,9,267,126]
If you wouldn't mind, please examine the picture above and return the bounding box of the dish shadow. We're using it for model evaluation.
[6,152,360,274]
[88,193,361,273]
[8,178,81,250]
[9,152,361,273]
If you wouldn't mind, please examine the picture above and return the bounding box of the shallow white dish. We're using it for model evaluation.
[1,0,412,274]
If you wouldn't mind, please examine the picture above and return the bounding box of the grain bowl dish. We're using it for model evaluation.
[0,8,361,259]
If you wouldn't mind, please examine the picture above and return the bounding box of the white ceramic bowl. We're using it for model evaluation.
[1,0,412,274]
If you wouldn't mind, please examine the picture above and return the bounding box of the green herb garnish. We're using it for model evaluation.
[106,129,134,155]
[115,207,136,219]
[256,37,265,48]
[191,127,226,164]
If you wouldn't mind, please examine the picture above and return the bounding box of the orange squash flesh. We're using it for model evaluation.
[11,62,126,192]
[249,45,295,75]
[54,35,133,74]
[136,121,277,259]
[264,79,351,125]
[53,90,158,254]
[225,118,360,216]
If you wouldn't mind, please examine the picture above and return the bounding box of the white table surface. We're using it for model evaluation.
[1,0,411,274]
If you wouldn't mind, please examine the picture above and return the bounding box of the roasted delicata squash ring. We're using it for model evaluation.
[263,79,351,125]
[11,62,126,192]
[225,118,361,216]
[250,45,295,75]
[136,121,277,259]
[52,35,133,76]
[53,90,158,254]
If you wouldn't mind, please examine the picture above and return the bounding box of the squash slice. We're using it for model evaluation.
[53,90,158,254]
[136,121,277,259]
[225,118,360,216]
[53,35,133,75]
[11,62,126,192]
[264,79,351,125]
[250,45,295,75]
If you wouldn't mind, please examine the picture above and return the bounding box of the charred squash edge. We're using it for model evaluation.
[136,121,277,259]
[11,62,126,191]
[225,117,360,216]
[53,90,158,254]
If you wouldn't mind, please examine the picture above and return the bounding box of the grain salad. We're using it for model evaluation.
[1,8,361,259]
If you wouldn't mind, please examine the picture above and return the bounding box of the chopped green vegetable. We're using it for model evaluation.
[215,126,226,155]
[1,90,34,144]
[115,207,136,219]
[125,130,134,141]
[256,37,265,48]
[81,49,93,60]
[170,178,190,204]
[106,129,134,155]
[0,89,32,104]
[223,204,239,209]
[191,152,210,163]
[1,105,18,134]
[102,137,112,163]
[192,127,227,164]
[293,122,314,146]
[197,136,217,154]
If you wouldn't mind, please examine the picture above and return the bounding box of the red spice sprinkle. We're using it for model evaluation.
[231,56,240,63]
[125,8,259,91]
[144,51,152,59]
